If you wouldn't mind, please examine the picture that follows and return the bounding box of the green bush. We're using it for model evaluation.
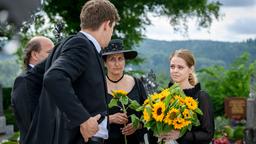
[199,52,256,116]
[214,116,245,141]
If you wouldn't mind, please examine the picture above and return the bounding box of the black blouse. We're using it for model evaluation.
[105,77,147,144]
[168,82,215,144]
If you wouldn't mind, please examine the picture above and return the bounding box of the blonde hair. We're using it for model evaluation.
[169,49,198,86]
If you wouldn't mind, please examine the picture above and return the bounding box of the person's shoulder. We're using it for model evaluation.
[196,90,210,101]
[124,74,134,82]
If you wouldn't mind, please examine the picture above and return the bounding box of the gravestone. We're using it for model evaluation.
[245,76,256,144]
[0,84,6,134]
[224,97,246,120]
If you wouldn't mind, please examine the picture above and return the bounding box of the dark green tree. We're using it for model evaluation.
[198,52,256,116]
[43,0,221,49]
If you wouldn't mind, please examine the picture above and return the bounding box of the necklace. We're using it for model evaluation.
[107,74,124,83]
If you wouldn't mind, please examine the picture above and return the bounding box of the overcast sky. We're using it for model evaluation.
[145,0,256,42]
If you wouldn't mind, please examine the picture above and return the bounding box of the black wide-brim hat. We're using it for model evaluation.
[102,39,137,60]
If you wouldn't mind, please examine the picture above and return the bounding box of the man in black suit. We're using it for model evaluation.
[25,0,120,144]
[11,36,54,144]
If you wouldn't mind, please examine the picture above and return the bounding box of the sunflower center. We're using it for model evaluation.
[157,108,162,115]
[170,112,176,119]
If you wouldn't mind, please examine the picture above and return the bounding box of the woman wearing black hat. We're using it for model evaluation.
[102,39,147,144]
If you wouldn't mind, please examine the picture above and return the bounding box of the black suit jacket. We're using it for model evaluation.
[11,61,46,144]
[25,32,108,144]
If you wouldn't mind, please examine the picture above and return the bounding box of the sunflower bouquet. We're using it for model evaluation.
[108,89,141,144]
[139,83,203,143]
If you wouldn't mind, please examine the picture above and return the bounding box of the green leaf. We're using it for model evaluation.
[162,124,172,133]
[164,94,172,107]
[120,95,128,105]
[195,108,203,115]
[131,114,140,129]
[181,105,186,112]
[129,100,141,110]
[188,124,192,131]
[136,106,144,112]
[170,99,179,107]
[180,127,187,137]
[194,118,200,126]
[108,99,118,108]
[156,122,163,135]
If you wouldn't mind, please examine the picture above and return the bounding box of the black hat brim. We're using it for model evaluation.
[102,50,137,60]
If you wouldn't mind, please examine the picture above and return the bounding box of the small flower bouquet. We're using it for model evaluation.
[138,83,203,144]
[108,90,141,144]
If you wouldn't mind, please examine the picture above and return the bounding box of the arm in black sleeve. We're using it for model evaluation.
[43,37,91,128]
[137,78,147,103]
[182,91,215,143]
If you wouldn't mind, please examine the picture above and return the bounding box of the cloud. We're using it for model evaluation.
[145,4,256,42]
[228,18,256,34]
[210,0,256,7]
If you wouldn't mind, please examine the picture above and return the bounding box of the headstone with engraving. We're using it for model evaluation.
[0,84,7,134]
[224,97,246,120]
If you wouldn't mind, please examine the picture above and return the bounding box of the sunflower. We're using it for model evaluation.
[185,120,192,126]
[143,99,149,105]
[143,108,151,122]
[174,95,185,105]
[164,108,179,125]
[173,117,186,129]
[159,94,167,101]
[160,89,170,97]
[184,97,198,110]
[151,93,161,101]
[182,109,192,119]
[111,89,128,98]
[152,102,166,122]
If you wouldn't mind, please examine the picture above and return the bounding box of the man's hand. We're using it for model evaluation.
[80,114,101,142]
[109,113,128,124]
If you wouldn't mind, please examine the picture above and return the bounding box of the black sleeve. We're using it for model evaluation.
[181,91,215,143]
[11,76,31,133]
[136,78,147,104]
[43,37,91,128]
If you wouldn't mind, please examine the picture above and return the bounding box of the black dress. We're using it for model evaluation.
[105,77,147,144]
[168,82,215,144]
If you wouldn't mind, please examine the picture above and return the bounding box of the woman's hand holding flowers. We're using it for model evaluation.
[109,112,128,124]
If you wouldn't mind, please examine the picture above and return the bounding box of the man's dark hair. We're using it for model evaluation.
[80,0,120,30]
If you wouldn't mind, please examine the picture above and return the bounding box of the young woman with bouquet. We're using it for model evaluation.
[164,49,215,144]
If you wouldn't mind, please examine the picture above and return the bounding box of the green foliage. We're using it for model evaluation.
[16,11,57,69]
[199,52,256,116]
[214,116,245,141]
[43,0,220,50]
[1,132,19,144]
[135,39,256,87]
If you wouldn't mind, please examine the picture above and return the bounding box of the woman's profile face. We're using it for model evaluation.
[170,56,192,84]
[105,53,125,75]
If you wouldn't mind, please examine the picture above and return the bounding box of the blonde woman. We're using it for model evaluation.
[161,49,214,144]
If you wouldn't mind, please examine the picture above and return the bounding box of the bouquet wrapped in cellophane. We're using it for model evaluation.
[135,83,203,144]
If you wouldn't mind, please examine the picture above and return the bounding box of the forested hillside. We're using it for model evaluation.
[134,39,256,84]
[0,38,256,87]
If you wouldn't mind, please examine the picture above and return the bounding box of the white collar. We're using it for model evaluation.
[29,64,35,68]
[80,31,101,54]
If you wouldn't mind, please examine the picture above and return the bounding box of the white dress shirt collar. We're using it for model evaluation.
[80,31,101,54]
